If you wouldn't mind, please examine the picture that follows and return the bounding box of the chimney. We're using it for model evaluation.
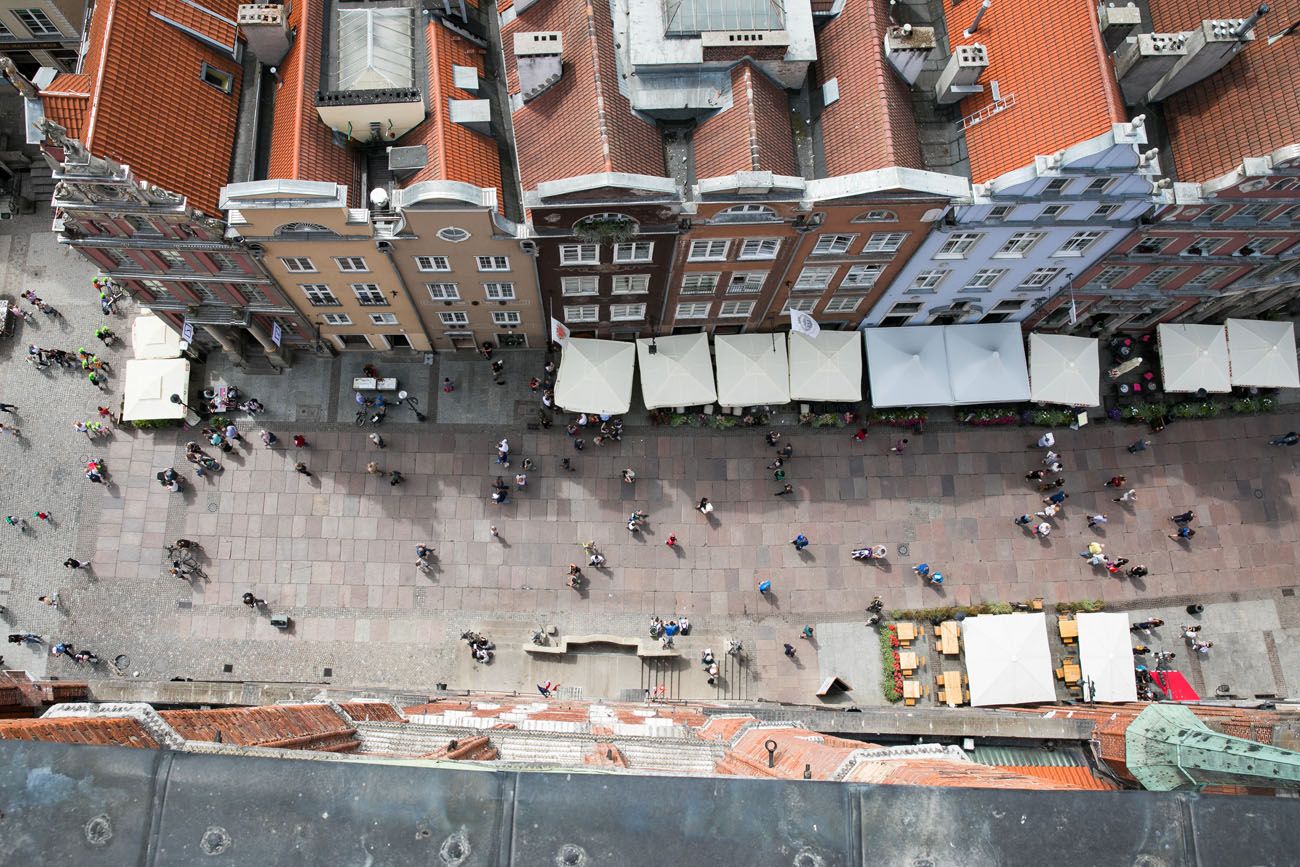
[884,24,938,86]
[238,4,291,67]
[449,99,493,136]
[934,43,989,104]
[1114,32,1189,105]
[1147,13,1266,102]
[1097,2,1142,53]
[514,31,563,103]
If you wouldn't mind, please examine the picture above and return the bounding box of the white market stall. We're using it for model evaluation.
[945,323,1031,405]
[635,332,717,409]
[864,326,953,407]
[714,333,790,407]
[961,613,1056,707]
[1076,612,1139,703]
[1226,318,1300,389]
[1028,332,1100,406]
[130,311,185,359]
[1157,323,1231,393]
[788,330,863,402]
[554,338,636,414]
[121,358,191,422]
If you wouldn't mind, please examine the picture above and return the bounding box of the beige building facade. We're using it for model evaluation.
[0,0,84,75]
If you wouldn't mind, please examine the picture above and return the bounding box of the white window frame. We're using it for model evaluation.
[483,282,516,300]
[727,271,767,293]
[1040,204,1069,220]
[716,204,778,223]
[200,63,233,94]
[609,303,646,321]
[440,311,470,326]
[559,244,599,266]
[1054,230,1105,257]
[351,284,388,306]
[794,266,837,291]
[476,255,510,272]
[564,305,600,323]
[1018,267,1064,289]
[963,268,1006,291]
[1241,237,1284,255]
[812,233,856,255]
[208,252,238,273]
[334,256,369,272]
[910,269,948,291]
[863,232,907,253]
[425,282,461,301]
[612,274,650,294]
[1184,237,1227,256]
[158,250,190,271]
[1184,266,1231,288]
[1084,177,1114,194]
[14,8,60,35]
[301,284,340,306]
[935,232,983,259]
[280,257,316,273]
[437,227,470,243]
[492,311,522,326]
[561,275,598,296]
[823,296,862,313]
[369,313,399,325]
[994,232,1043,258]
[415,255,451,272]
[1134,267,1183,288]
[841,264,884,289]
[781,297,817,313]
[1134,236,1175,254]
[852,210,897,223]
[738,238,780,260]
[1043,177,1072,193]
[718,300,755,318]
[680,273,719,294]
[612,242,653,263]
[985,205,1013,222]
[322,313,352,326]
[687,239,730,262]
[1092,203,1120,219]
[675,302,712,319]
[1090,266,1134,287]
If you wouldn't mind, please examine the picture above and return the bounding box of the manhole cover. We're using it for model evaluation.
[114,654,130,669]
[207,502,218,513]
[78,453,89,463]
[897,543,909,557]
[1255,489,1264,499]
[1216,684,1232,694]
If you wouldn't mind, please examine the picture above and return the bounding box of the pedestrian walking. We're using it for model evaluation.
[1045,460,1064,474]
[1269,431,1299,446]
[1025,469,1046,481]
[775,484,794,497]
[4,516,26,531]
[528,377,540,392]
[497,438,510,465]
[38,593,60,608]
[1128,438,1152,453]
[765,430,781,447]
[928,571,944,586]
[890,438,908,454]
[767,457,784,471]
[784,643,797,658]
[665,533,677,548]
[242,592,266,608]
[8,633,42,646]
[1169,526,1196,541]
[913,563,931,579]
[1113,489,1137,504]
[621,468,636,484]
[1171,510,1195,524]
[224,423,242,442]
[0,423,21,439]
[1033,522,1052,538]
[1033,431,1055,449]
[292,434,308,448]
[1014,514,1033,526]
[389,470,405,486]
[1128,565,1149,578]
[1087,514,1108,528]
[696,497,713,516]
[442,377,455,393]
[0,402,15,413]
[1104,475,1127,488]
[800,625,814,640]
[1043,490,1068,506]
[369,432,385,448]
[1036,503,1061,520]
[261,430,278,447]
[1130,618,1163,633]
[772,467,785,481]
[851,428,868,442]
[779,442,793,459]
[1191,640,1213,654]
[294,462,312,477]
[758,580,772,595]
[791,533,809,551]
[489,525,499,539]
[573,437,585,451]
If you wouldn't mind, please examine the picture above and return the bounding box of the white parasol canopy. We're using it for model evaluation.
[944,323,1031,405]
[1157,323,1231,393]
[788,330,862,402]
[714,333,791,406]
[1028,333,1100,406]
[554,338,637,414]
[635,332,717,409]
[864,326,953,407]
[1226,319,1299,388]
[1076,612,1139,703]
[130,311,185,359]
[961,613,1056,707]
[122,358,191,421]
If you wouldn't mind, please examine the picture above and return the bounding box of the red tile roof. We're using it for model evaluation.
[501,0,665,189]
[39,73,90,140]
[1000,765,1118,791]
[62,0,245,215]
[944,0,1125,184]
[0,716,159,749]
[694,64,798,179]
[338,701,404,722]
[160,705,358,750]
[1150,0,1300,181]
[815,0,923,174]
[398,21,504,205]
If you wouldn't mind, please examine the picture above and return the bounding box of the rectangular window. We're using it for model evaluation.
[476,255,510,272]
[1184,266,1231,288]
[1134,236,1174,254]
[739,238,780,260]
[561,275,598,296]
[985,205,1013,222]
[0,18,12,36]
[823,296,862,313]
[369,313,399,325]
[281,257,315,273]
[727,271,767,293]
[1272,205,1300,223]
[158,250,190,271]
[1089,266,1134,288]
[440,311,470,326]
[208,252,238,273]
[963,268,1006,291]
[322,313,352,326]
[841,264,884,288]
[812,233,856,255]
[719,300,755,317]
[425,282,460,300]
[125,215,156,234]
[609,303,646,321]
[334,256,368,272]
[680,273,719,294]
[936,232,983,259]
[1135,266,1184,288]
[675,302,712,319]
[14,8,60,35]
[492,311,522,325]
[782,298,817,313]
[1233,204,1269,220]
[612,242,653,263]
[1054,230,1105,256]
[200,63,233,94]
[1040,205,1069,220]
[994,232,1043,257]
[1093,203,1120,219]
[237,283,268,305]
[687,239,730,261]
[1240,237,1284,255]
[910,269,948,291]
[564,305,600,323]
[1043,177,1071,193]
[863,232,907,253]
[559,244,599,265]
[185,282,217,301]
[1183,237,1226,256]
[301,284,340,306]
[483,282,516,300]
[415,255,451,272]
[1018,267,1064,289]
[1085,177,1114,194]
[794,266,837,291]
[101,249,128,267]
[352,284,387,306]
[992,299,1024,312]
[612,274,649,294]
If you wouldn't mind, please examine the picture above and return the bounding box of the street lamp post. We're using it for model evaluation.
[397,390,427,422]
[169,393,192,413]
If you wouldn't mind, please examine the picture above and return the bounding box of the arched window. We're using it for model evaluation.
[437,226,471,242]
[851,210,898,223]
[714,204,778,223]
[274,223,337,236]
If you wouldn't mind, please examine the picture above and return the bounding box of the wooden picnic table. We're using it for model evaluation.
[902,680,922,705]
[939,670,964,707]
[939,620,960,656]
[1058,618,1079,642]
[895,622,916,645]
[899,651,918,674]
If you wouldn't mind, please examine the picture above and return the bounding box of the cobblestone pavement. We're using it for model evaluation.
[3,214,1300,705]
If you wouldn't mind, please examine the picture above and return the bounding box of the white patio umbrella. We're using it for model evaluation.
[635,332,716,409]
[944,323,1031,405]
[788,330,862,402]
[1157,323,1230,393]
[1029,333,1100,406]
[122,358,191,421]
[130,311,185,360]
[714,333,790,406]
[961,613,1056,707]
[1226,319,1299,388]
[554,338,636,414]
[864,326,953,407]
[1076,612,1139,702]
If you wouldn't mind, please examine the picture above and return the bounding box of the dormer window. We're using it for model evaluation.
[200,63,234,94]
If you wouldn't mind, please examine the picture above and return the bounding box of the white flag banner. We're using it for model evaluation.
[550,317,571,344]
[789,309,821,339]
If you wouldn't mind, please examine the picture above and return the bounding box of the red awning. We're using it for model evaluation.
[1153,670,1200,701]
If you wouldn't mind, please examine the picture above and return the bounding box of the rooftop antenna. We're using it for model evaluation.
[1233,3,1269,39]
[964,0,991,38]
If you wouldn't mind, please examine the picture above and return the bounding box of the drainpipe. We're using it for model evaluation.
[755,211,820,329]
[376,239,433,351]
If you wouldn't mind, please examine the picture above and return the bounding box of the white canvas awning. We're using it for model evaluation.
[130,311,184,359]
[714,333,790,407]
[554,338,636,414]
[1076,612,1139,703]
[635,332,717,409]
[1227,319,1300,389]
[788,330,862,402]
[945,323,1031,405]
[864,326,953,407]
[1158,323,1230,393]
[122,358,191,421]
[961,613,1056,707]
[1028,333,1100,406]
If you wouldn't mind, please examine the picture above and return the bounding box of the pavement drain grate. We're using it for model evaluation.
[1255,489,1264,499]
[297,405,322,422]
[176,600,192,609]
[222,663,233,673]
[1283,588,1296,597]
[323,667,333,678]
[207,503,218,513]
[897,543,909,557]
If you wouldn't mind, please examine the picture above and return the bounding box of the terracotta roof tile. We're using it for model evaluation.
[160,704,357,750]
[847,759,1077,789]
[338,701,404,722]
[944,0,1125,183]
[815,0,923,173]
[502,0,665,189]
[39,73,90,140]
[1150,0,1300,181]
[694,65,798,178]
[0,716,159,749]
[999,764,1118,790]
